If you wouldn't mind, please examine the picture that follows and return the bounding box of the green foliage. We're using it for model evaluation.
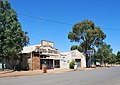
[96,43,116,65]
[71,45,84,52]
[68,20,106,52]
[116,51,120,64]
[0,0,29,60]
[69,60,76,69]
[109,54,116,64]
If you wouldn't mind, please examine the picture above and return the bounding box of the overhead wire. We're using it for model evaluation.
[18,13,73,25]
[17,13,120,31]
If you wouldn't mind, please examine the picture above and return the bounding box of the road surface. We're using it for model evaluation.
[0,66,120,85]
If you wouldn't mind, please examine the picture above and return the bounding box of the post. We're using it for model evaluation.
[53,59,54,69]
[89,54,92,68]
[31,52,33,70]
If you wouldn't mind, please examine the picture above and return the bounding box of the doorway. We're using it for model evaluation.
[40,59,53,69]
[75,59,81,68]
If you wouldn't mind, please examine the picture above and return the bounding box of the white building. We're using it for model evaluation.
[60,50,86,69]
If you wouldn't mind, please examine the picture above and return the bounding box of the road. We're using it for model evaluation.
[0,66,120,85]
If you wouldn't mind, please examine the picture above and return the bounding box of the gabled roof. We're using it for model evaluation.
[21,44,41,53]
[21,44,58,54]
[60,50,84,56]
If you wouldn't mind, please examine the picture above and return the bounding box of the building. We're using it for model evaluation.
[21,40,86,70]
[21,40,61,70]
[60,50,86,69]
[0,40,86,70]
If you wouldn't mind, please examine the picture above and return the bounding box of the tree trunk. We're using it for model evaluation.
[101,55,104,67]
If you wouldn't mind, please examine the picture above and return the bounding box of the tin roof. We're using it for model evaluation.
[21,44,41,53]
[60,50,84,56]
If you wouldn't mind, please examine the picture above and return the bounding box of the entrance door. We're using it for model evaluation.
[75,59,81,68]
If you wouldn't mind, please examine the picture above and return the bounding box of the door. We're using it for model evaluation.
[75,59,81,68]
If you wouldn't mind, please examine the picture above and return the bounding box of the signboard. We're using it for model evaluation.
[86,50,94,55]
[41,40,54,47]
[61,56,67,65]
[35,48,58,54]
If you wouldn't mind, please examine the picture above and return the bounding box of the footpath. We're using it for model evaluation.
[0,68,73,78]
[0,68,96,78]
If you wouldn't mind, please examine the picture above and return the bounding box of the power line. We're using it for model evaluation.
[17,13,120,31]
[18,13,73,25]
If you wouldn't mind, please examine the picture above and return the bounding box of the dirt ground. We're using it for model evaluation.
[1,65,119,78]
[0,68,74,78]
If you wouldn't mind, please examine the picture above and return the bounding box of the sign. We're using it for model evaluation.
[35,48,58,54]
[86,50,94,55]
[61,56,67,65]
[41,40,54,48]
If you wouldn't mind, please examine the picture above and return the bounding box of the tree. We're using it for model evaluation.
[108,54,116,65]
[70,45,84,52]
[97,43,113,66]
[68,20,106,52]
[116,51,120,64]
[0,0,29,70]
[68,20,106,67]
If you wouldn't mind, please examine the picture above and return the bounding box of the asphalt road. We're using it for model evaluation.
[0,66,120,85]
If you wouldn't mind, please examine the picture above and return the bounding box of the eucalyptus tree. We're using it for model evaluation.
[68,20,106,67]
[116,51,120,64]
[97,43,113,66]
[0,0,29,70]
[68,20,106,52]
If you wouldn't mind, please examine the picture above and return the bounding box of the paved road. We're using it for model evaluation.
[0,66,120,85]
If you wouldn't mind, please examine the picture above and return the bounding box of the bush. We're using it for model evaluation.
[69,60,76,69]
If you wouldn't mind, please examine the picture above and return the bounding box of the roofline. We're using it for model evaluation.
[41,40,54,44]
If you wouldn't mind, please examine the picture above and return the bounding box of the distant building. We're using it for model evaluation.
[60,50,86,69]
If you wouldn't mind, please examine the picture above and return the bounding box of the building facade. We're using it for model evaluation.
[0,40,86,70]
[21,40,86,70]
[21,40,61,70]
[60,50,86,69]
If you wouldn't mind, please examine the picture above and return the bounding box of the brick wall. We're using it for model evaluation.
[32,56,40,70]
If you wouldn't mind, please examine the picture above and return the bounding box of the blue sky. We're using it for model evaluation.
[9,0,120,54]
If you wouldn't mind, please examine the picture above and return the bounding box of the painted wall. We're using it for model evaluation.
[60,50,86,69]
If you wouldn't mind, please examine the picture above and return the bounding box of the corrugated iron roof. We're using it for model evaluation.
[21,44,41,53]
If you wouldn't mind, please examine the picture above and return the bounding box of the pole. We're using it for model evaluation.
[31,52,33,70]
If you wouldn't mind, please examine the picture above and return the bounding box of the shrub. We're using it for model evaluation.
[69,60,76,69]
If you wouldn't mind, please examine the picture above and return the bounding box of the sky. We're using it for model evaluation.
[9,0,120,54]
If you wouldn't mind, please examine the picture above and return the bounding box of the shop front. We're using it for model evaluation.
[40,59,53,69]
[21,40,61,70]
[40,59,60,69]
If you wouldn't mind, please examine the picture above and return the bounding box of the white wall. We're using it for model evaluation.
[60,50,86,69]
[81,55,86,68]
